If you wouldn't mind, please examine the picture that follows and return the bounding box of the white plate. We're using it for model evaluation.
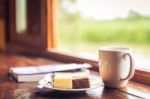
[37,73,103,92]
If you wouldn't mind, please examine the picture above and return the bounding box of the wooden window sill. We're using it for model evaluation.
[119,81,150,99]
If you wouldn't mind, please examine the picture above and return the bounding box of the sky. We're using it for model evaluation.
[75,0,150,20]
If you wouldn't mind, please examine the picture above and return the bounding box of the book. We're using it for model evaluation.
[9,63,92,82]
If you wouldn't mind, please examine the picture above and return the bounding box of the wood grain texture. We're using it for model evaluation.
[0,0,5,50]
[47,0,58,48]
[0,20,5,50]
[0,52,149,99]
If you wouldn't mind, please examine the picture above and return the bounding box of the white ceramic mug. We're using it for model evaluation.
[99,46,135,88]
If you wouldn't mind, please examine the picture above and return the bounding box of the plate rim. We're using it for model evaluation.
[40,83,101,92]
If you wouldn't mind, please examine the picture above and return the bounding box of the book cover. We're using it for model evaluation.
[9,63,91,82]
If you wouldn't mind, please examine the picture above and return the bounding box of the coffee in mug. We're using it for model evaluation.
[99,46,135,88]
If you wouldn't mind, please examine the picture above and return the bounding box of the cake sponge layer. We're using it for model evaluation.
[53,73,72,89]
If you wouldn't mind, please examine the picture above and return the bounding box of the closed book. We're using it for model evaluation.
[9,63,91,82]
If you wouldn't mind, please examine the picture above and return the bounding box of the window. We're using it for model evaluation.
[4,0,149,85]
[16,0,27,33]
[57,0,150,71]
[7,0,56,49]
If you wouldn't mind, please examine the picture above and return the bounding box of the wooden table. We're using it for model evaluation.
[0,53,149,99]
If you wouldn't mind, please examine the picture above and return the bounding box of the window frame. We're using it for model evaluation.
[7,0,57,50]
[4,0,150,85]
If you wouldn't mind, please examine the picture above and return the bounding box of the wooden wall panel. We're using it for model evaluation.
[0,20,5,50]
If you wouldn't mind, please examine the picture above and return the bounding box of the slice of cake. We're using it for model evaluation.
[53,69,90,89]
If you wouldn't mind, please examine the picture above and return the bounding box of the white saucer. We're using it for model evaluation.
[37,73,103,92]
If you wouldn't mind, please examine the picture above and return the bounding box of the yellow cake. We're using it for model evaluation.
[53,73,72,89]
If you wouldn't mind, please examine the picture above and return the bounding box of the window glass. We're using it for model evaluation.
[16,0,27,33]
[57,0,150,71]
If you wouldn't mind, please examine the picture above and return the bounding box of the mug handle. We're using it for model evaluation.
[121,53,135,81]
